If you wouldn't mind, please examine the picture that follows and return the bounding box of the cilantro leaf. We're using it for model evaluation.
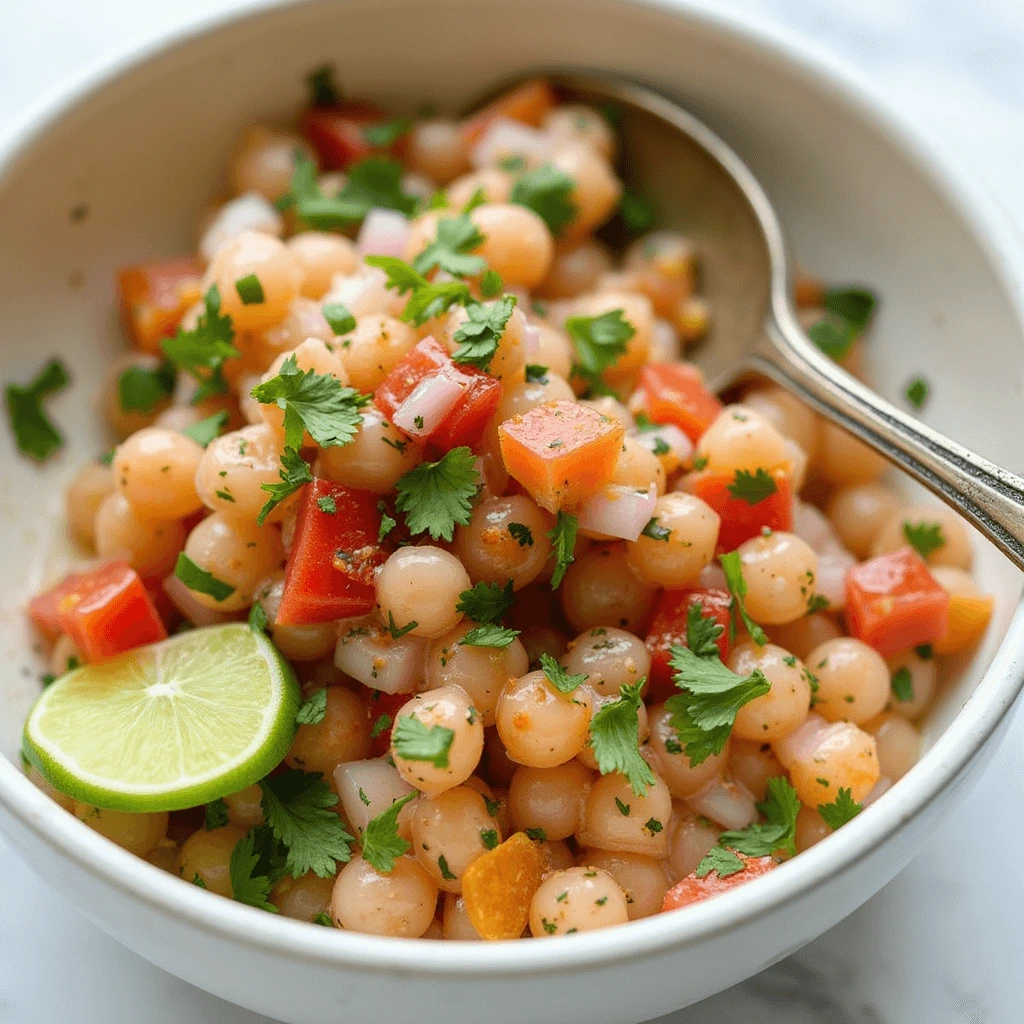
[322,302,356,336]
[727,468,778,505]
[182,409,229,447]
[204,798,229,831]
[539,652,587,694]
[891,666,914,703]
[459,624,521,648]
[174,553,235,602]
[235,273,265,305]
[256,446,312,526]
[451,296,517,371]
[719,551,768,646]
[524,364,549,384]
[394,446,479,541]
[564,309,635,382]
[587,680,656,796]
[694,845,745,879]
[161,286,238,400]
[365,255,473,326]
[229,830,279,911]
[905,376,928,409]
[823,287,876,333]
[377,500,397,541]
[313,911,335,927]
[361,792,416,874]
[817,787,863,829]
[456,579,514,624]
[547,511,578,589]
[370,714,392,739]
[386,611,418,639]
[250,354,369,450]
[307,64,341,107]
[687,601,724,660]
[508,522,534,546]
[5,358,70,461]
[718,776,800,859]
[480,269,503,298]
[412,211,487,278]
[509,164,577,235]
[392,716,455,768]
[362,118,413,148]
[260,770,354,878]
[296,688,328,726]
[807,319,856,361]
[248,601,269,633]
[618,188,656,234]
[641,518,671,541]
[902,520,945,559]
[117,361,175,414]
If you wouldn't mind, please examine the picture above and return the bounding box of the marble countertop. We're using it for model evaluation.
[2,2,1023,1022]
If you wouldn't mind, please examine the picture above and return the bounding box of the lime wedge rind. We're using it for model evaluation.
[22,624,300,813]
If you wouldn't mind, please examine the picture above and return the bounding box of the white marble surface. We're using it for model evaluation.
[2,1,1024,1022]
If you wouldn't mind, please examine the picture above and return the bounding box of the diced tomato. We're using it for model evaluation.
[662,854,776,912]
[685,468,792,553]
[117,257,203,354]
[301,100,398,170]
[845,547,951,657]
[462,79,558,148]
[276,481,382,625]
[374,337,501,453]
[366,691,411,758]
[636,363,723,443]
[40,561,168,662]
[141,575,181,632]
[645,588,732,702]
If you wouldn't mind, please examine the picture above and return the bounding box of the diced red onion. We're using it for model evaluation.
[775,713,836,769]
[523,322,540,357]
[862,776,893,808]
[357,208,411,259]
[636,423,694,462]
[335,758,415,835]
[814,546,857,611]
[392,368,468,438]
[685,776,758,831]
[199,192,283,263]
[161,573,238,628]
[334,617,427,694]
[699,561,728,591]
[470,117,551,170]
[577,483,658,542]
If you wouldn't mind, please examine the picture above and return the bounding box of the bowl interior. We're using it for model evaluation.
[0,0,1021,786]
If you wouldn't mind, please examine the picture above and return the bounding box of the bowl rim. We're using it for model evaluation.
[1,0,1023,979]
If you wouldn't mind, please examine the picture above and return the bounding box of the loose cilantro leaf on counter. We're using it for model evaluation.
[362,118,413,148]
[161,285,238,401]
[392,717,455,769]
[394,446,479,541]
[902,520,945,559]
[256,446,313,526]
[547,512,578,589]
[117,361,175,414]
[452,296,517,371]
[459,624,521,649]
[727,468,778,506]
[905,376,929,410]
[539,653,587,694]
[204,798,229,831]
[174,553,235,602]
[229,830,279,911]
[361,792,416,874]
[412,210,487,278]
[588,680,655,797]
[509,164,577,235]
[6,358,70,461]
[182,410,229,448]
[719,550,768,646]
[296,688,328,726]
[817,787,863,830]
[260,769,354,879]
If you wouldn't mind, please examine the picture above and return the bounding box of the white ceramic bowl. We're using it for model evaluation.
[1,2,1023,1022]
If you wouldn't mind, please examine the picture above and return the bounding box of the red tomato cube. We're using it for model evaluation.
[117,257,203,354]
[366,691,411,758]
[662,853,776,912]
[301,100,396,170]
[686,468,793,554]
[636,363,723,443]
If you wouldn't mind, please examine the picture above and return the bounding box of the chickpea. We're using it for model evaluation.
[94,492,185,578]
[72,803,167,858]
[544,105,616,160]
[377,546,469,639]
[550,143,621,238]
[775,715,880,806]
[271,872,335,922]
[445,169,513,208]
[204,230,303,331]
[407,119,471,183]
[102,353,173,438]
[863,713,921,781]
[728,740,785,802]
[223,784,264,829]
[696,405,789,474]
[529,866,629,936]
[666,811,720,881]
[331,855,438,937]
[646,704,728,799]
[287,232,358,299]
[622,231,695,318]
[469,203,554,289]
[322,264,401,320]
[729,642,812,741]
[743,386,819,458]
[571,291,652,379]
[287,686,371,774]
[826,482,900,559]
[813,421,887,487]
[612,436,667,495]
[537,239,613,299]
[229,127,313,202]
[425,623,529,727]
[737,531,818,625]
[528,323,573,380]
[580,396,635,433]
[174,824,244,896]
[112,427,204,521]
[561,627,650,697]
[411,785,497,893]
[250,296,335,372]
[391,685,485,796]
[335,759,415,837]
[580,849,668,920]
[65,461,116,552]
[871,503,973,568]
[795,805,833,853]
[508,762,593,840]
[885,648,937,720]
[195,423,292,524]
[561,544,659,634]
[495,374,576,423]
[685,775,758,831]
[626,492,719,589]
[336,314,415,391]
[807,638,890,725]
[764,612,842,661]
[577,772,672,857]
[317,406,422,494]
[442,893,483,939]
[254,573,337,661]
[496,670,593,768]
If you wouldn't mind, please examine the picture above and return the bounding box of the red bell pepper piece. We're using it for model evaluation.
[366,690,412,759]
[685,468,792,553]
[276,480,382,625]
[374,336,501,452]
[845,547,950,657]
[37,561,168,662]
[645,587,732,703]
[662,853,776,912]
[636,363,723,443]
[117,257,203,355]
[301,100,399,170]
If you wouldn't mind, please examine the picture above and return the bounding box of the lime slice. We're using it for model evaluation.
[22,624,300,812]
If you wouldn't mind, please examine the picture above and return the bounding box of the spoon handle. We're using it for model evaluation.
[752,306,1024,572]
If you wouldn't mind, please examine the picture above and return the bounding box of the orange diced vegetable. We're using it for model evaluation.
[933,592,994,655]
[636,363,723,443]
[845,547,950,657]
[117,257,203,354]
[462,79,558,147]
[794,273,825,308]
[662,853,776,912]
[498,400,625,513]
[461,832,546,940]
[686,468,792,553]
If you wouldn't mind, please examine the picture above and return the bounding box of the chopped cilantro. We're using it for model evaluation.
[806,594,830,613]
[296,688,328,726]
[386,611,418,640]
[312,911,335,927]
[394,447,479,541]
[480,269,503,298]
[370,714,392,739]
[905,376,929,409]
[117,361,175,414]
[719,550,768,646]
[618,188,655,233]
[412,211,487,278]
[547,511,578,589]
[524,827,547,841]
[438,855,457,880]
[322,302,357,336]
[509,164,577,235]
[182,410,229,447]
[256,446,312,526]
[174,553,235,602]
[204,798,229,831]
[902,520,945,559]
[392,715,455,768]
[564,309,635,393]
[641,517,671,541]
[539,652,587,694]
[456,579,514,624]
[317,495,337,514]
[891,666,914,703]
[587,680,656,796]
[508,522,534,547]
[306,64,341,107]
[362,118,413,148]
[615,797,630,816]
[480,828,499,850]
[248,601,269,633]
[727,468,778,505]
[377,500,397,541]
[361,792,416,874]
[459,624,521,648]
[524,364,549,384]
[817,787,863,829]
[161,285,238,401]
[229,829,279,911]
[694,845,746,879]
[6,358,70,461]
[451,296,517,371]
[686,601,725,660]
[235,273,264,305]
[366,255,474,325]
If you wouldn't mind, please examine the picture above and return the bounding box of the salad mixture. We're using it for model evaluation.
[12,72,994,941]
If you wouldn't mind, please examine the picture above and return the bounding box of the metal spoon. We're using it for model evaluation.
[480,71,1024,571]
